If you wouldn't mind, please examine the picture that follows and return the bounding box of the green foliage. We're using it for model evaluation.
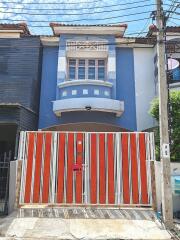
[149,90,180,162]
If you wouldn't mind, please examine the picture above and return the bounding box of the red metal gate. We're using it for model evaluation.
[18,131,155,206]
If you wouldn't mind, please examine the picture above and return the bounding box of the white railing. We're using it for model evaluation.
[66,40,108,51]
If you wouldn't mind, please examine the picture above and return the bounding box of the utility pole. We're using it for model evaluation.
[155,0,173,228]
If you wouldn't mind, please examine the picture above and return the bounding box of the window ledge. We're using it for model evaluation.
[58,80,113,88]
[53,98,124,117]
[169,82,180,89]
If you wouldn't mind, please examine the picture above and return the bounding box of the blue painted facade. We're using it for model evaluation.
[116,48,137,130]
[39,33,137,131]
[39,47,60,128]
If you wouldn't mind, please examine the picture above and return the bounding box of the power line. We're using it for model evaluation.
[0,0,152,11]
[166,0,180,23]
[136,18,151,37]
[0,0,150,5]
[170,16,180,20]
[0,10,152,22]
[171,10,180,15]
[0,3,157,16]
[168,19,179,25]
[0,17,152,26]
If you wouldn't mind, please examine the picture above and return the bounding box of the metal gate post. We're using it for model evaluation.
[84,132,89,204]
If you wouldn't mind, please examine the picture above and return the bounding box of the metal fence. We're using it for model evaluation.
[18,131,155,206]
[0,151,11,216]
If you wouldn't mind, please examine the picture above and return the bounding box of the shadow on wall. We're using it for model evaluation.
[42,122,131,132]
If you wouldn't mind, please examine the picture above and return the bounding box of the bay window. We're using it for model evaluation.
[68,58,106,80]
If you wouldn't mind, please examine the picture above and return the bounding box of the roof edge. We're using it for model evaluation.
[0,23,31,36]
[49,22,128,37]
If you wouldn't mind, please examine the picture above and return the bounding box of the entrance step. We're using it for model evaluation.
[1,216,171,240]
[18,207,157,221]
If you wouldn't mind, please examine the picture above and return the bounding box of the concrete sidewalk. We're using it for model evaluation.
[0,209,172,240]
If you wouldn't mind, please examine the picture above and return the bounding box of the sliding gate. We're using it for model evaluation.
[18,131,155,206]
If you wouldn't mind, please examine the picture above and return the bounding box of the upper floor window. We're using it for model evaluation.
[68,58,106,81]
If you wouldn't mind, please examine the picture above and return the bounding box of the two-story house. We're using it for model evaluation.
[39,23,156,132]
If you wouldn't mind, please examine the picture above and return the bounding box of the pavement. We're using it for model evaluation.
[0,207,172,240]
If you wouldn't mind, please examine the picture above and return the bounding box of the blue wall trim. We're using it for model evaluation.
[116,48,137,130]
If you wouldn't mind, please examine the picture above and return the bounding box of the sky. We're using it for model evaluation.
[0,0,179,36]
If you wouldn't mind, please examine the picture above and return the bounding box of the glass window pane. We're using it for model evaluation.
[69,66,76,79]
[89,60,95,66]
[98,67,105,80]
[98,60,105,66]
[88,67,95,79]
[79,59,85,66]
[78,66,85,79]
[69,59,76,65]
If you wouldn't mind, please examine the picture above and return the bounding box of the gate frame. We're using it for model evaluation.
[0,152,11,215]
[16,131,157,209]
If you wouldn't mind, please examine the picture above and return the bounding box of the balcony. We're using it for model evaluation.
[53,97,124,117]
[58,80,113,99]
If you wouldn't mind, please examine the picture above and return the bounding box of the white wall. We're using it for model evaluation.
[155,162,180,212]
[134,48,156,131]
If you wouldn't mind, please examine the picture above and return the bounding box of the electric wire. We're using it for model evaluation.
[0,12,154,25]
[0,0,150,5]
[0,3,158,16]
[136,18,151,37]
[0,10,153,22]
[0,0,152,11]
[0,17,152,26]
[166,0,180,23]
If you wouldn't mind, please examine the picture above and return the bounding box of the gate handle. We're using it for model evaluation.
[73,164,82,171]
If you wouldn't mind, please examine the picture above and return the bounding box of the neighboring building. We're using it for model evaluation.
[0,23,42,159]
[148,25,180,92]
[39,23,157,132]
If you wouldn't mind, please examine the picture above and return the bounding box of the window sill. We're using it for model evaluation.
[58,80,113,88]
[169,82,180,89]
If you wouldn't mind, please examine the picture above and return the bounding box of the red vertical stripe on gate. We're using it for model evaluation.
[66,133,74,203]
[76,133,83,203]
[139,133,148,204]
[24,132,35,203]
[130,134,139,204]
[90,133,97,204]
[42,132,52,203]
[33,132,43,203]
[107,133,115,204]
[99,133,106,204]
[57,133,65,203]
[121,133,130,204]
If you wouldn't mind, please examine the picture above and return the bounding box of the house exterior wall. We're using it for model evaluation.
[38,35,159,131]
[133,47,156,131]
[116,48,137,130]
[57,35,116,100]
[0,37,42,114]
[38,46,59,129]
[0,36,42,163]
[39,36,139,131]
[0,106,38,130]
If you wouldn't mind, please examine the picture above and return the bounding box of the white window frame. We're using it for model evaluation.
[67,58,107,81]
